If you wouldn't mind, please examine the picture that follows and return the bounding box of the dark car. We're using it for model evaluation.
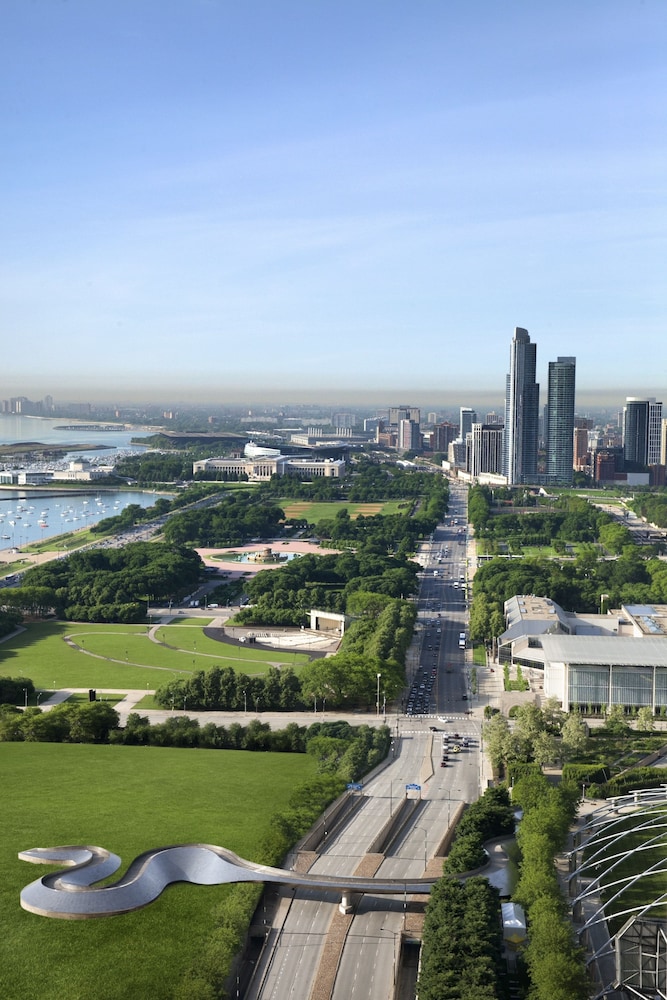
[429,725,439,731]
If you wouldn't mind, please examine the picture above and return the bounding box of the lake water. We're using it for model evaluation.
[0,416,164,552]
[0,414,148,460]
[0,490,161,551]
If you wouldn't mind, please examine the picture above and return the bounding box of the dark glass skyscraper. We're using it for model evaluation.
[623,397,663,467]
[546,356,576,484]
[503,327,539,485]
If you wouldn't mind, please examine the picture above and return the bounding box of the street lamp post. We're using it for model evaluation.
[23,688,27,708]
[381,927,399,986]
[243,689,247,715]
[376,672,382,716]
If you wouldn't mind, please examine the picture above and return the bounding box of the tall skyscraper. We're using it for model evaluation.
[459,407,476,440]
[503,327,539,485]
[623,397,663,467]
[546,357,576,484]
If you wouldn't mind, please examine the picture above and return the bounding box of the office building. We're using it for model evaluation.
[545,357,576,484]
[503,327,539,485]
[467,423,504,478]
[573,426,589,472]
[623,397,663,467]
[398,418,422,452]
[459,407,476,441]
[388,405,420,426]
[431,422,458,452]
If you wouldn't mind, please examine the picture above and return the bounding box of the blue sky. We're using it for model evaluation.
[2,0,666,405]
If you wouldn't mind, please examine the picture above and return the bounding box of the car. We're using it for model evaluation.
[453,732,460,739]
[462,694,468,700]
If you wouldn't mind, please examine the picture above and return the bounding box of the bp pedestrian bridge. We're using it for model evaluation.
[19,843,437,920]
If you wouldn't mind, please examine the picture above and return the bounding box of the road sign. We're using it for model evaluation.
[405,783,421,791]
[346,782,363,791]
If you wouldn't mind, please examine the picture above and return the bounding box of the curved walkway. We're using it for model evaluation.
[19,843,437,920]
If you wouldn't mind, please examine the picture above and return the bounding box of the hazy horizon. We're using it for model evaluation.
[1,382,656,415]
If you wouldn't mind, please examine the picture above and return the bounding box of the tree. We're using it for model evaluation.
[604,703,630,735]
[482,713,510,772]
[636,706,655,731]
[560,712,588,759]
[532,730,558,768]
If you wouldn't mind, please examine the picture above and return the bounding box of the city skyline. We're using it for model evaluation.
[3,1,667,402]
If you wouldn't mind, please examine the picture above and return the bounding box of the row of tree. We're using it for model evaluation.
[154,665,303,713]
[632,491,667,529]
[418,876,507,1000]
[0,694,391,781]
[511,773,589,1000]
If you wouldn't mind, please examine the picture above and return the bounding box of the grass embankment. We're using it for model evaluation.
[1,742,317,1000]
[1,622,310,695]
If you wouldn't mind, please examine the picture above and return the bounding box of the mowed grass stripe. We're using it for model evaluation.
[280,499,407,521]
[1,742,317,1000]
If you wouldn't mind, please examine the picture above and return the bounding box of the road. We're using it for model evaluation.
[247,486,482,1000]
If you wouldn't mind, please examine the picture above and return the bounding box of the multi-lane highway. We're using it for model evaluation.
[247,482,482,1000]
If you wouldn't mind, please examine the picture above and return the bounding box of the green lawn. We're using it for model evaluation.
[588,808,667,933]
[0,622,310,694]
[280,499,408,522]
[472,644,486,666]
[1,742,317,1000]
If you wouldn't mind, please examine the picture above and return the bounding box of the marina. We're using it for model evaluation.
[0,490,160,551]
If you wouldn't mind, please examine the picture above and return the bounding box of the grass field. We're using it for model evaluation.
[0,622,310,695]
[590,808,667,933]
[1,742,317,1000]
[281,499,408,522]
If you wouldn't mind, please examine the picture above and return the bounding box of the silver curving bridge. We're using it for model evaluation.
[19,843,436,919]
